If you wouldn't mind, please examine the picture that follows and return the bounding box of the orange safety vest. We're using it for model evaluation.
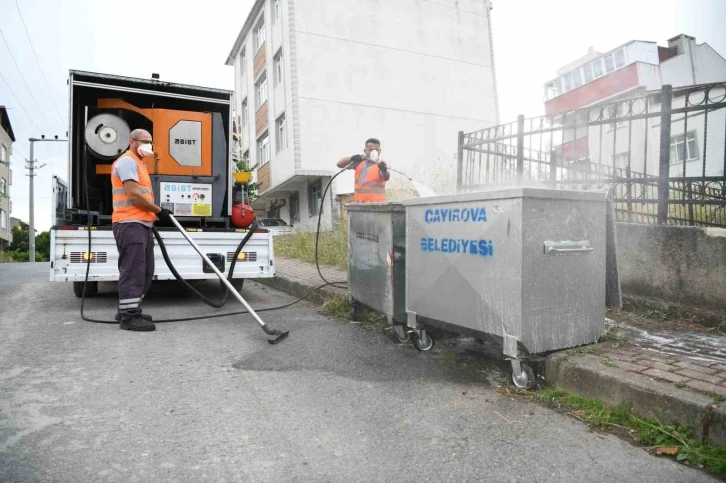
[354,160,387,202]
[111,150,157,224]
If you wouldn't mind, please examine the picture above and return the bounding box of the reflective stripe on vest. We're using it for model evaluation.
[354,161,387,202]
[110,150,157,224]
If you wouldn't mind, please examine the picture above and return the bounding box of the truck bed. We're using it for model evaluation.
[50,227,275,282]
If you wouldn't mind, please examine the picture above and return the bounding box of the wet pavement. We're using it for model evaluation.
[1,262,720,483]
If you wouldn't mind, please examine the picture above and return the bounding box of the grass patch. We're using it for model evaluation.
[274,221,348,270]
[320,294,388,335]
[599,325,631,344]
[674,381,687,389]
[712,394,726,403]
[503,386,726,473]
[601,357,615,367]
[566,346,601,357]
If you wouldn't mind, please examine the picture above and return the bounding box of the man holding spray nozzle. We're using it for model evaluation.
[337,138,390,203]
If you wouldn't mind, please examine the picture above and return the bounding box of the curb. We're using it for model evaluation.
[545,351,725,445]
[255,273,346,307]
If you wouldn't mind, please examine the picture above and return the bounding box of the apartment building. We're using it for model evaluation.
[225,0,499,230]
[543,34,726,177]
[0,106,15,248]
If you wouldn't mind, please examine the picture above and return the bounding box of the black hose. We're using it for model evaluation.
[78,148,340,324]
[314,167,350,289]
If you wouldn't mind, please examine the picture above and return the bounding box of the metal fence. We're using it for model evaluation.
[456,83,726,227]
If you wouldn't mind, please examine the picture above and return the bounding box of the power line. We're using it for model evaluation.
[0,70,44,133]
[13,0,66,126]
[0,28,60,133]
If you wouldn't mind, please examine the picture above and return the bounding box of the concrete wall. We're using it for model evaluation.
[615,223,726,311]
[294,0,499,195]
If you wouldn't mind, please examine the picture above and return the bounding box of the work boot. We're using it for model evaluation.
[119,315,156,332]
[115,312,153,322]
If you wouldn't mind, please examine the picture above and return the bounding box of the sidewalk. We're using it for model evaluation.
[257,256,726,446]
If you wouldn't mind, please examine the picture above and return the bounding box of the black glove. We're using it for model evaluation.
[350,154,363,166]
[156,208,173,224]
[377,161,388,173]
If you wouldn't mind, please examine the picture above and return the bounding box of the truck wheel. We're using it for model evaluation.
[230,279,245,293]
[73,281,98,298]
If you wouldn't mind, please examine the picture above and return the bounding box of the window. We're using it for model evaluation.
[254,17,265,52]
[0,209,6,230]
[612,153,630,172]
[239,48,247,77]
[0,145,6,165]
[276,113,287,152]
[562,72,572,92]
[241,99,248,127]
[257,132,270,166]
[604,53,615,73]
[670,133,699,164]
[614,49,625,69]
[255,73,268,109]
[572,68,582,89]
[308,179,322,217]
[592,59,603,78]
[582,64,593,83]
[289,191,300,223]
[274,50,284,86]
[0,177,6,195]
[274,0,282,21]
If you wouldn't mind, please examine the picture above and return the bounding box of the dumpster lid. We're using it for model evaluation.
[345,201,405,212]
[401,187,608,206]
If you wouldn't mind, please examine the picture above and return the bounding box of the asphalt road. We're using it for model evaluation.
[0,263,717,483]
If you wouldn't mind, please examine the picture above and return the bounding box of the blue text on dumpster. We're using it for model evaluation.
[424,207,487,224]
[420,238,494,257]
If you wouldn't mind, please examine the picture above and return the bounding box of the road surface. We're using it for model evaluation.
[0,263,716,482]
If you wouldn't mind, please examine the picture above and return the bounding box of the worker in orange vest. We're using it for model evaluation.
[337,138,390,202]
[110,129,173,332]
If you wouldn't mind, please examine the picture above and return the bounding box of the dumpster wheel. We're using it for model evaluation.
[512,363,535,389]
[412,331,435,351]
[394,326,411,343]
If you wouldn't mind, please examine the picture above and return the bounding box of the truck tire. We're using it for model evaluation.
[73,281,98,298]
[231,279,245,293]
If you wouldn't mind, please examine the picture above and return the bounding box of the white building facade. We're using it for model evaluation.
[226,0,500,230]
[0,106,14,248]
[543,34,726,178]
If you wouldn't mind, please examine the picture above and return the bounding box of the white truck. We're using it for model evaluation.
[50,70,274,297]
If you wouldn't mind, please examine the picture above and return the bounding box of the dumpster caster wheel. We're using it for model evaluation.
[349,303,358,322]
[512,363,535,389]
[412,331,435,351]
[394,326,410,343]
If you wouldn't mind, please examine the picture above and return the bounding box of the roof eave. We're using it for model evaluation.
[224,0,266,66]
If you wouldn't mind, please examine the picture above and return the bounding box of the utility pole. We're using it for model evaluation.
[26,135,67,262]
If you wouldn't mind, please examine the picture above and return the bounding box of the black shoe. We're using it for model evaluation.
[119,316,156,332]
[115,312,153,322]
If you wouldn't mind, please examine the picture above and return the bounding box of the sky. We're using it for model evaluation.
[1,0,724,232]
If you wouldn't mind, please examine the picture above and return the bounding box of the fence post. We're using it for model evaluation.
[516,114,524,181]
[657,84,672,224]
[456,130,464,192]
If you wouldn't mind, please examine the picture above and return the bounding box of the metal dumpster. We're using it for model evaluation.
[346,201,410,342]
[403,187,608,387]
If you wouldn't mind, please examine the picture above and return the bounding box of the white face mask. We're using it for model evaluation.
[137,142,154,157]
[369,149,379,162]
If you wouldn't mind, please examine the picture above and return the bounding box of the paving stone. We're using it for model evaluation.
[709,364,726,373]
[643,369,689,384]
[675,369,724,385]
[685,380,726,397]
[674,362,719,375]
[639,360,675,372]
[607,348,640,358]
[612,360,647,373]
